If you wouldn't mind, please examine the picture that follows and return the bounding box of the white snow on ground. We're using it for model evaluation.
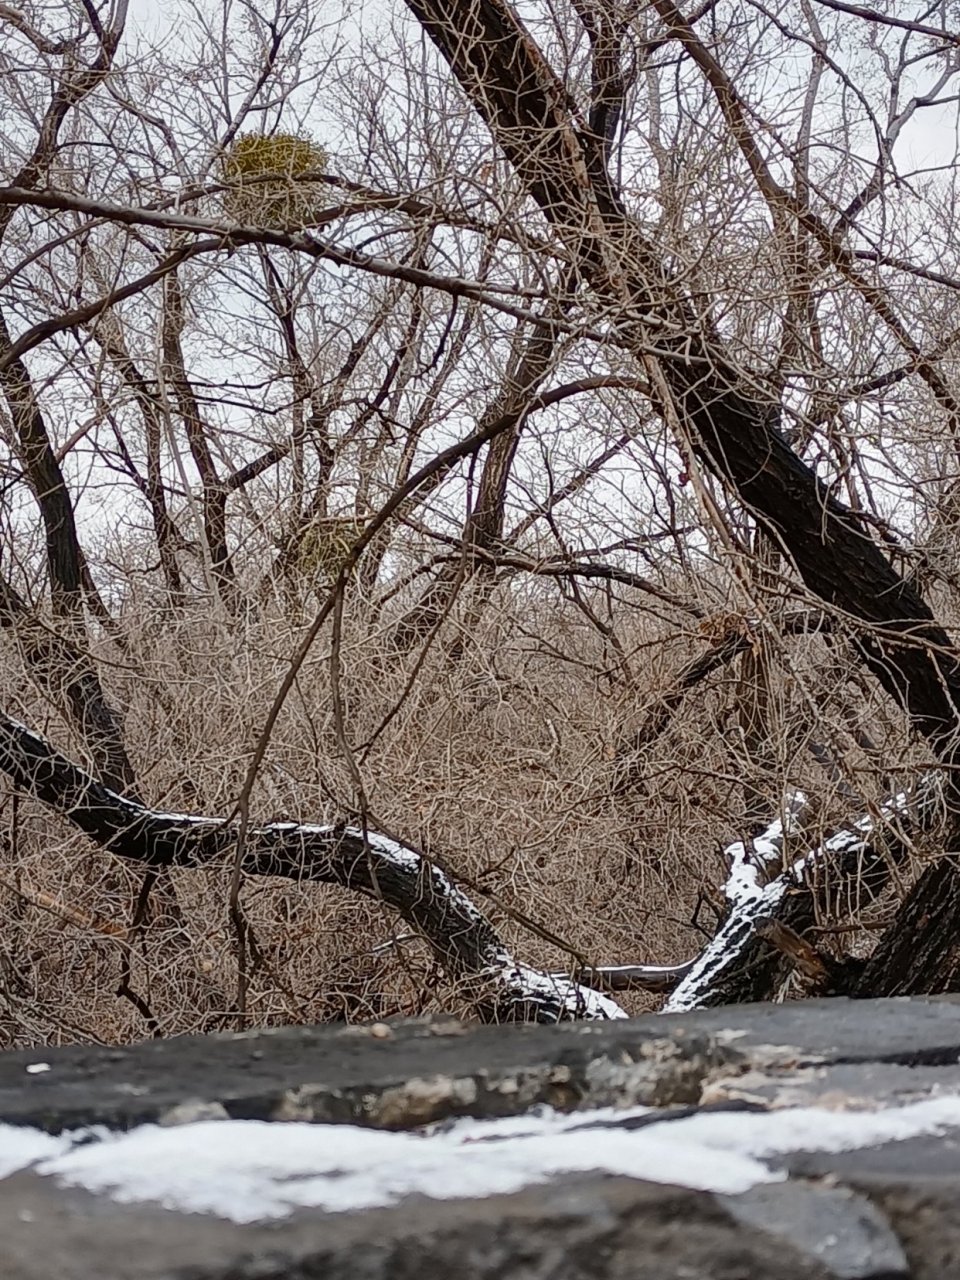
[4,1094,960,1222]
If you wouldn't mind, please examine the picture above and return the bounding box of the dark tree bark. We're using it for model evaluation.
[0,311,84,619]
[161,269,241,612]
[0,3,125,617]
[0,577,137,797]
[853,854,960,997]
[0,313,138,795]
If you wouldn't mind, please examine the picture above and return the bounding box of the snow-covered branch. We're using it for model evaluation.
[567,962,695,993]
[663,784,939,1012]
[0,712,624,1024]
[8,705,943,1023]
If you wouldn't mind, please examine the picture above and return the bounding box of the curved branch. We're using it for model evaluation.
[0,188,683,371]
[610,610,829,798]
[0,712,624,1024]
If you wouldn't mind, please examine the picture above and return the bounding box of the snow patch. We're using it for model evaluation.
[0,1126,69,1178]
[664,800,880,1013]
[506,964,627,1020]
[354,830,422,872]
[7,1093,960,1223]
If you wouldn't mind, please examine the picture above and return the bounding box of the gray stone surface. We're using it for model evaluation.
[0,1170,835,1280]
[701,1060,960,1110]
[0,1014,729,1132]
[778,1129,960,1180]
[4,998,960,1277]
[860,1183,960,1280]
[725,1182,910,1279]
[666,995,960,1067]
[3,997,960,1134]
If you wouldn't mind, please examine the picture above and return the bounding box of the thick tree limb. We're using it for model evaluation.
[570,962,694,993]
[852,851,960,997]
[0,311,84,618]
[0,712,624,1024]
[662,782,941,1011]
[0,579,136,796]
[388,310,568,654]
[402,0,960,1003]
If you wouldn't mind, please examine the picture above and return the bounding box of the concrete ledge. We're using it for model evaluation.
[3,998,960,1278]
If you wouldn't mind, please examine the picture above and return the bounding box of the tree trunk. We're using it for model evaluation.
[0,577,136,797]
[0,311,84,619]
[389,318,557,653]
[854,856,960,997]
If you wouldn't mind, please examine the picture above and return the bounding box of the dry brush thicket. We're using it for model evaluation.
[0,0,959,1045]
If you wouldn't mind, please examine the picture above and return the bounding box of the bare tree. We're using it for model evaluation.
[3,0,960,1043]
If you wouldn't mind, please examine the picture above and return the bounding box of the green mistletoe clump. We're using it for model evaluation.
[220,132,328,228]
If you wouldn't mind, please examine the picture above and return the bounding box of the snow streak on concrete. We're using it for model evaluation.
[4,1094,960,1222]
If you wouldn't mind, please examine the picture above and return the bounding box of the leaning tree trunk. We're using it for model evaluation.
[389,316,558,655]
[401,0,960,997]
[0,323,137,796]
[0,577,136,797]
[403,0,960,753]
[661,784,939,1011]
[853,854,960,997]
